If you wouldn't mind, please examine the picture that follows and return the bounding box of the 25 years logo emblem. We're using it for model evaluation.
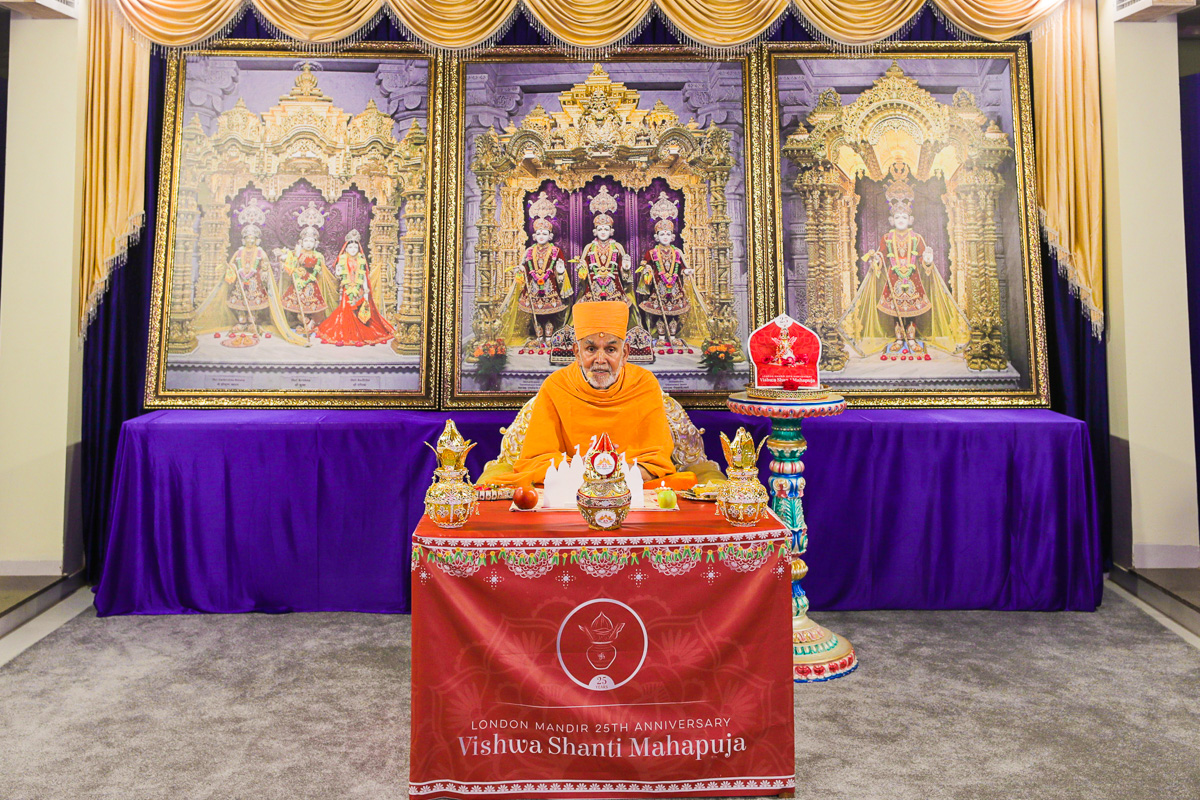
[556,599,647,691]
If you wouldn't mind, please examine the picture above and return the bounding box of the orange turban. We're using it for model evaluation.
[572,301,628,340]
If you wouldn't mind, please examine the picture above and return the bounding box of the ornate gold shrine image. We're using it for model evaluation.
[146,46,440,406]
[444,53,760,406]
[767,47,1048,405]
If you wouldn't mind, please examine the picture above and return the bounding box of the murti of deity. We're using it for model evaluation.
[275,202,333,336]
[871,190,932,358]
[766,325,798,367]
[844,162,969,360]
[516,193,572,347]
[577,187,632,306]
[635,192,694,347]
[315,229,395,347]
[221,218,272,346]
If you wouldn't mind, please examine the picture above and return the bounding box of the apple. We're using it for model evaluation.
[656,486,678,510]
[512,485,539,510]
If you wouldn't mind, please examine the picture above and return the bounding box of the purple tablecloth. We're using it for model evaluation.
[94,408,1102,615]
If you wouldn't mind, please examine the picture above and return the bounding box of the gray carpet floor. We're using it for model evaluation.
[0,589,1198,800]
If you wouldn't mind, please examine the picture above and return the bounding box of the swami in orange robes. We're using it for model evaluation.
[484,362,677,486]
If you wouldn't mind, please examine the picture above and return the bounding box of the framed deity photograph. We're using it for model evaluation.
[761,43,1049,406]
[440,48,764,408]
[145,42,443,407]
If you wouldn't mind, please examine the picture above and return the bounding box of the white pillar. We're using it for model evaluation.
[0,7,88,575]
[1099,11,1200,568]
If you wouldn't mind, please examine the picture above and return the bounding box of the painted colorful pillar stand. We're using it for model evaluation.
[727,390,857,682]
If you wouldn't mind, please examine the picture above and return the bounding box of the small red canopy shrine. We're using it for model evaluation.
[747,314,821,389]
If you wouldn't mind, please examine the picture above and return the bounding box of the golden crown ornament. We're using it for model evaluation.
[236,197,268,227]
[588,186,619,226]
[295,200,328,230]
[423,420,479,529]
[648,191,679,224]
[576,432,631,531]
[716,427,770,527]
[528,191,559,221]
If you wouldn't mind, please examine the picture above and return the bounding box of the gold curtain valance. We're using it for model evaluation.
[112,0,1065,50]
[83,0,1103,339]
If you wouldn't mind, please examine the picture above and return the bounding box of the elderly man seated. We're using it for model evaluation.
[483,300,694,487]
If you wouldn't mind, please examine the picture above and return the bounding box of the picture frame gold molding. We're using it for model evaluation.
[757,42,1050,408]
[144,41,446,408]
[142,40,1049,411]
[438,46,767,409]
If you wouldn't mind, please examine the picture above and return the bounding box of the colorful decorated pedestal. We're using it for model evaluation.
[727,390,856,683]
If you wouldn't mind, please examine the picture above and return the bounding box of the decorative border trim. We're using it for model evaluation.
[794,652,858,683]
[413,527,788,549]
[726,396,846,418]
[413,542,790,581]
[410,776,796,796]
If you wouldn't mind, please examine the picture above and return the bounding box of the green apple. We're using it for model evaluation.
[656,486,678,509]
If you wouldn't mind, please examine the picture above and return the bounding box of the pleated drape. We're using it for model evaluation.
[82,0,1103,338]
[934,0,1063,40]
[392,0,522,50]
[80,0,149,331]
[1032,0,1103,333]
[791,0,926,44]
[113,0,245,47]
[112,0,1066,48]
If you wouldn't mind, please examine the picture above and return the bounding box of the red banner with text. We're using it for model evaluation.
[409,524,795,799]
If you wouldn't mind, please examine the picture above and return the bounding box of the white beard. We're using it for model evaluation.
[582,364,620,390]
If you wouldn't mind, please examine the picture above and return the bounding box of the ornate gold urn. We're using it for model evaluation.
[423,420,479,529]
[717,427,769,527]
[576,432,631,531]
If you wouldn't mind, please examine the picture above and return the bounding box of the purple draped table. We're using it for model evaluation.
[94,408,1102,615]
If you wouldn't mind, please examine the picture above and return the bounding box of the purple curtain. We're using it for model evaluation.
[81,9,1111,583]
[1180,75,1200,542]
[0,13,8,299]
[1039,239,1110,564]
[81,55,164,583]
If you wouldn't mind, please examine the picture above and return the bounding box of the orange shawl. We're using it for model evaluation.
[489,363,676,486]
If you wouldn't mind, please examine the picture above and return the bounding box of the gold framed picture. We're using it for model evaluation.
[438,47,768,408]
[757,42,1050,406]
[145,42,445,407]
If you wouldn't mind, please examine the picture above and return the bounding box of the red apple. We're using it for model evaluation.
[512,485,538,510]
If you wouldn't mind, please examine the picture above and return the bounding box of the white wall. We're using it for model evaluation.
[1099,11,1200,568]
[0,8,88,575]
